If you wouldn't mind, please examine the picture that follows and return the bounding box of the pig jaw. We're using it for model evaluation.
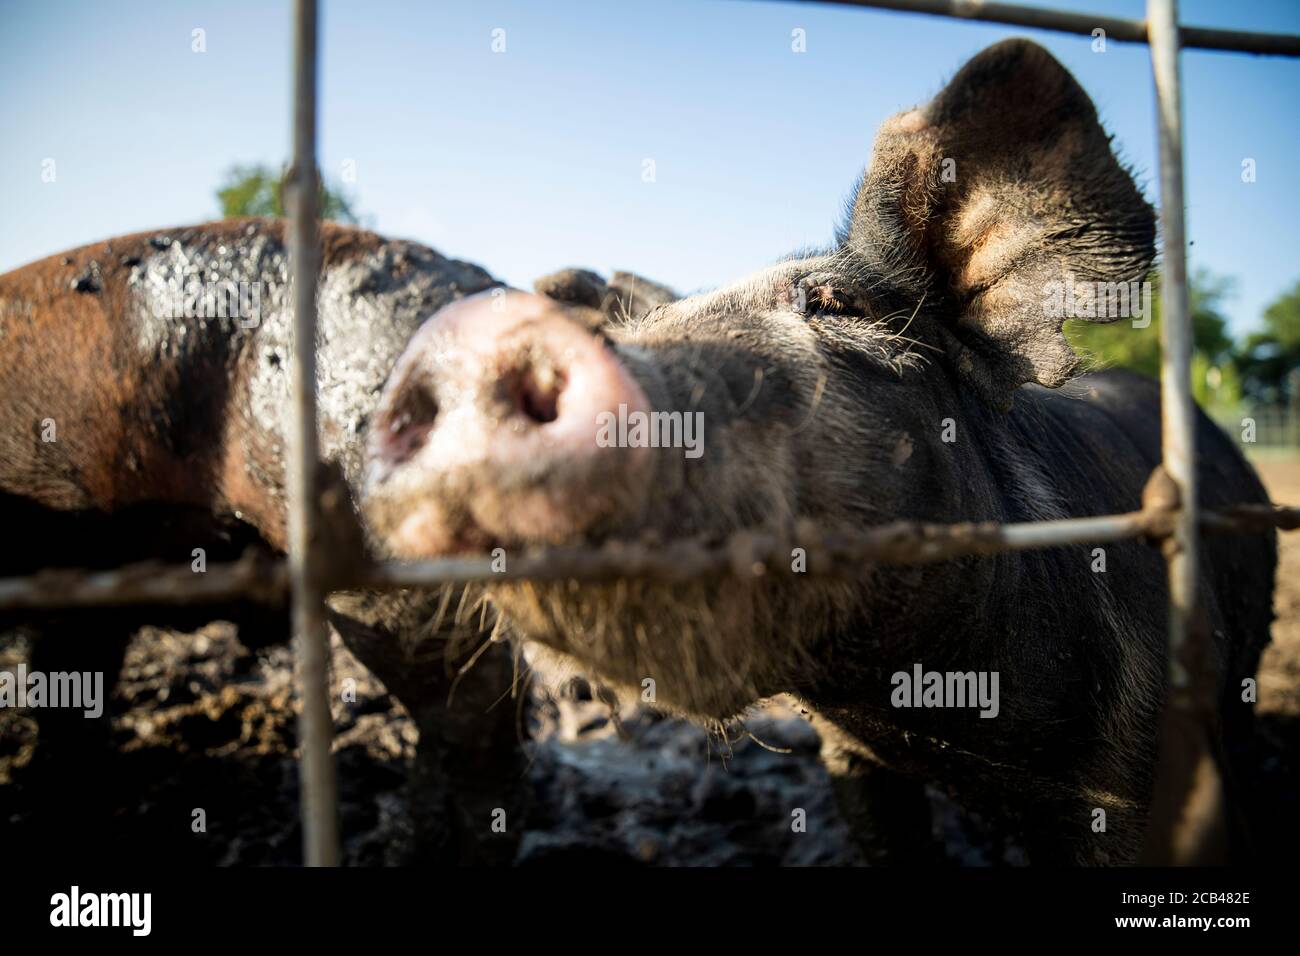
[487,574,872,722]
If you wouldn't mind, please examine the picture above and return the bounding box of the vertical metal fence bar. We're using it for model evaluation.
[287,0,339,867]
[1150,0,1196,688]
[1144,0,1215,864]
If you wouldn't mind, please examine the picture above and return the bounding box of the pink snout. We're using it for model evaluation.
[366,290,652,556]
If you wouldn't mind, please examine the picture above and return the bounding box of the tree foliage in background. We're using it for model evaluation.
[1238,279,1300,406]
[216,163,360,224]
[1064,269,1241,410]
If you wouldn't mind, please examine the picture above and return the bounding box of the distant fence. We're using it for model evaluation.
[1213,405,1300,452]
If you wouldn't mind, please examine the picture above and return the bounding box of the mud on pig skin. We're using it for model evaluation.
[0,217,672,862]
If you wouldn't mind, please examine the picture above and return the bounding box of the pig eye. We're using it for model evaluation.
[797,281,861,318]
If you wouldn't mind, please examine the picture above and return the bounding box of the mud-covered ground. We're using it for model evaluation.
[2,459,1297,866]
[1250,458,1300,859]
[0,626,868,866]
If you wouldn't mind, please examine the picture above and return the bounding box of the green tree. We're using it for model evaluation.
[1237,280,1300,405]
[216,163,360,224]
[1063,269,1241,409]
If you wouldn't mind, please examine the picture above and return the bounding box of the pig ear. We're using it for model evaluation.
[534,268,609,310]
[605,271,679,321]
[846,39,1155,407]
[534,268,678,324]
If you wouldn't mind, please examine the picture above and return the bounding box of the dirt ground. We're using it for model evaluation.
[1,458,1296,866]
[1255,459,1300,713]
[1248,458,1300,860]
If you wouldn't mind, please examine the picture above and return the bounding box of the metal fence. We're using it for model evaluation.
[3,0,1300,867]
[1213,406,1300,452]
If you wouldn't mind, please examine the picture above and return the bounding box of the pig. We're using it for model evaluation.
[361,40,1278,864]
[0,219,671,862]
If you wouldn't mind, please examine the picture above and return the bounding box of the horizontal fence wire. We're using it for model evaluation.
[796,0,1300,55]
[0,498,1295,611]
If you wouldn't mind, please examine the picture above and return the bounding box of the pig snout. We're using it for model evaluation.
[365,290,653,556]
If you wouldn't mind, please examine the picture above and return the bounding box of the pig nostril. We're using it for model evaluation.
[381,382,439,465]
[503,365,564,424]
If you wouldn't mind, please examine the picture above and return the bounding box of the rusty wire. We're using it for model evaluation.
[795,0,1300,56]
[0,490,1293,611]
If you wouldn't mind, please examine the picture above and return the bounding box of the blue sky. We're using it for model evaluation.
[2,0,1298,336]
